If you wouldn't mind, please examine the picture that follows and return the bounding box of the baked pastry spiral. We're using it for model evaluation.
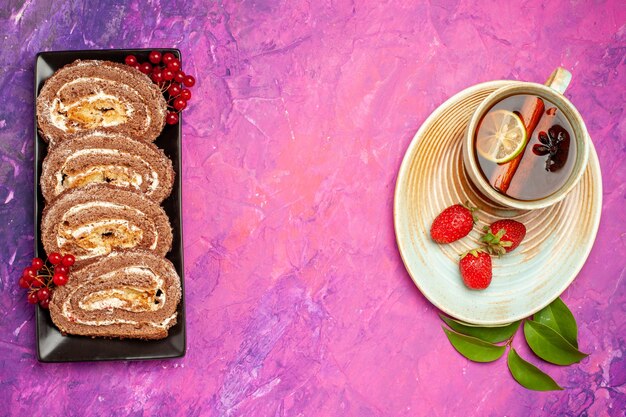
[36,60,167,144]
[49,250,181,339]
[40,132,175,203]
[41,185,172,266]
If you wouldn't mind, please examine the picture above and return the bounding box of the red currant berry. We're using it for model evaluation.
[173,98,187,111]
[152,71,164,83]
[61,254,75,267]
[165,112,179,125]
[163,69,175,81]
[168,84,182,97]
[183,75,196,87]
[125,55,138,66]
[32,257,44,270]
[48,252,62,265]
[40,298,50,309]
[18,277,29,289]
[174,71,186,83]
[31,275,47,288]
[37,288,50,301]
[53,272,68,286]
[132,63,141,71]
[23,267,37,280]
[149,51,162,64]
[55,265,69,275]
[162,52,176,65]
[167,59,181,72]
[139,62,152,74]
[180,89,192,101]
[27,292,38,304]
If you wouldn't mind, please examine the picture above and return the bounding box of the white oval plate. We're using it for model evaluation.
[394,81,602,325]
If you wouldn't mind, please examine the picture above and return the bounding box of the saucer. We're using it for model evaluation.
[393,81,602,325]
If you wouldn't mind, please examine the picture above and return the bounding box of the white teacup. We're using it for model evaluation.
[462,68,590,210]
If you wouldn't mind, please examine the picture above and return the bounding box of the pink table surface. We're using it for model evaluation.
[1,1,624,416]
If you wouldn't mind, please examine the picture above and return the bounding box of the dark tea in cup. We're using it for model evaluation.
[473,94,577,201]
[463,69,590,210]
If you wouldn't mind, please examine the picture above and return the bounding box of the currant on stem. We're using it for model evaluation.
[37,288,50,301]
[17,252,74,309]
[166,112,179,125]
[149,50,162,64]
[27,292,38,304]
[23,266,37,280]
[124,51,196,125]
[183,75,195,87]
[139,62,152,74]
[61,254,75,267]
[163,68,175,81]
[55,265,69,275]
[152,71,164,83]
[174,71,186,83]
[31,277,44,288]
[173,97,187,111]
[167,59,181,72]
[53,272,68,286]
[162,52,176,65]
[125,55,138,66]
[49,252,62,265]
[168,84,182,97]
[32,258,44,270]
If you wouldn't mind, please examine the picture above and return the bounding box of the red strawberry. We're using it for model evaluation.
[430,202,478,244]
[481,220,526,255]
[459,249,492,290]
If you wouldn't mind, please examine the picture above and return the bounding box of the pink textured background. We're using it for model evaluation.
[1,1,625,416]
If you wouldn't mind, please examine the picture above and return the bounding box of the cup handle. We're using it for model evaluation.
[545,67,572,95]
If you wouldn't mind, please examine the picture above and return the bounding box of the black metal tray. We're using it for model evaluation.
[34,49,185,362]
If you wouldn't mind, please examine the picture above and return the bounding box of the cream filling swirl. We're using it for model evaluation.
[63,266,174,329]
[48,76,153,132]
[53,149,159,195]
[57,202,159,260]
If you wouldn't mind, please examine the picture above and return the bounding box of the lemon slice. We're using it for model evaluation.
[475,110,527,164]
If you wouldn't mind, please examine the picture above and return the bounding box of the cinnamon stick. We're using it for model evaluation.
[504,108,557,196]
[491,97,545,193]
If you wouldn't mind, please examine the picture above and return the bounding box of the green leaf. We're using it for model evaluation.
[507,348,563,391]
[440,315,521,343]
[523,320,588,365]
[442,327,506,362]
[534,297,578,348]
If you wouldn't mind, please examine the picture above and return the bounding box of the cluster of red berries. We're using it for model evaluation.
[18,253,75,309]
[124,51,195,125]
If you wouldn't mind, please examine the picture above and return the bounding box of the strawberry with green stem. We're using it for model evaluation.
[481,219,527,256]
[459,248,492,290]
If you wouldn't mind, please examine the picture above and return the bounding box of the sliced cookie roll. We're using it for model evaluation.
[41,184,172,266]
[49,250,181,339]
[37,60,167,144]
[41,132,175,203]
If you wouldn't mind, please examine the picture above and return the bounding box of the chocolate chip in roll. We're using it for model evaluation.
[41,184,173,266]
[37,60,167,144]
[40,131,175,203]
[49,250,182,340]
